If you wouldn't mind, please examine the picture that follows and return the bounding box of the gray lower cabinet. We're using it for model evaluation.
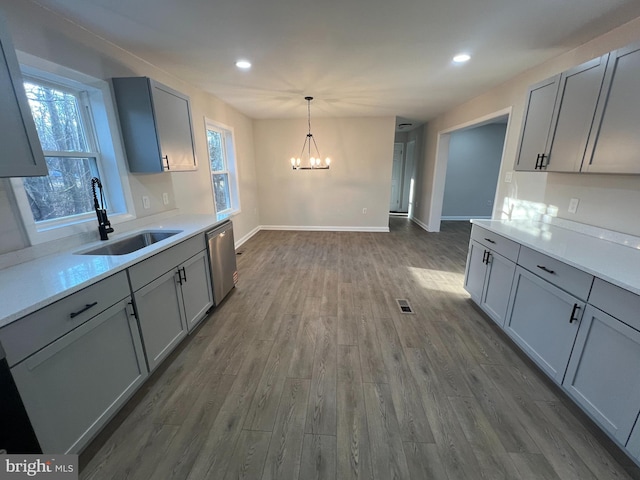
[133,269,187,372]
[0,11,47,177]
[180,250,214,331]
[464,239,515,327]
[563,305,640,445]
[129,235,213,371]
[11,298,147,454]
[504,266,584,383]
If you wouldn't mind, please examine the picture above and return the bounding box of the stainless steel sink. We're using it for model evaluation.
[77,230,183,256]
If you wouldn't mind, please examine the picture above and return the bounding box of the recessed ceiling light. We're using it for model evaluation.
[235,60,251,69]
[453,53,471,64]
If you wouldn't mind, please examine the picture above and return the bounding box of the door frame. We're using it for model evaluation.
[427,107,512,232]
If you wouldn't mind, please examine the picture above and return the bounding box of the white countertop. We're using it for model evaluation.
[0,214,225,328]
[472,219,640,296]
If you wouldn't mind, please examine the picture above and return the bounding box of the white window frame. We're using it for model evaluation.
[10,53,135,245]
[204,118,241,220]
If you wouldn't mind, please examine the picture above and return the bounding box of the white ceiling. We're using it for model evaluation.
[32,0,640,122]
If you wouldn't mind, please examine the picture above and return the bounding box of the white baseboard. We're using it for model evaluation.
[411,217,431,232]
[260,225,389,233]
[235,225,261,248]
[441,216,490,221]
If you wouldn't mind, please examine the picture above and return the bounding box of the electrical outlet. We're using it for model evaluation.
[162,193,169,205]
[142,196,150,209]
[568,198,579,214]
[362,208,367,214]
[505,171,513,183]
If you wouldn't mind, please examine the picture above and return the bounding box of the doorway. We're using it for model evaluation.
[389,140,416,215]
[427,107,511,232]
[441,122,507,220]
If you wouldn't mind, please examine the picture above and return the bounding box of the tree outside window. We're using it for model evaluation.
[21,79,100,222]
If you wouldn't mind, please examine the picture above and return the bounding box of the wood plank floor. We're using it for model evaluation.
[80,218,640,480]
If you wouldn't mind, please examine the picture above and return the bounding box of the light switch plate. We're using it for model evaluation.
[505,171,513,183]
[142,196,150,209]
[162,193,169,205]
[568,198,579,214]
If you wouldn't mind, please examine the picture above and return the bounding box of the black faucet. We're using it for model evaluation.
[91,177,114,241]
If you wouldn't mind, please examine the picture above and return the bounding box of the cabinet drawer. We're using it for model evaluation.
[471,225,520,262]
[0,271,130,367]
[128,234,205,291]
[589,278,640,331]
[517,246,593,300]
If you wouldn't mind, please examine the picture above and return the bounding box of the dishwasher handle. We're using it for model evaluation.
[206,221,232,241]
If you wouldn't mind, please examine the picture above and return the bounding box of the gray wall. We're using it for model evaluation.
[414,16,640,236]
[0,0,260,257]
[441,124,506,219]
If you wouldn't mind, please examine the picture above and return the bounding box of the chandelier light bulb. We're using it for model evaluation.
[325,157,331,166]
[310,157,316,166]
[290,157,296,166]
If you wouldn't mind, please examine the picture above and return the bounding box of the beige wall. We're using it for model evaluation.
[0,0,259,254]
[415,15,640,236]
[254,117,395,230]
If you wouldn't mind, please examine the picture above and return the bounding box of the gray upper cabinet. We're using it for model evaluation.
[583,42,640,174]
[544,55,609,173]
[0,12,47,177]
[514,75,560,171]
[515,56,609,173]
[112,77,197,173]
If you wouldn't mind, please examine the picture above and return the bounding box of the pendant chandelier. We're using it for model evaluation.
[290,96,331,170]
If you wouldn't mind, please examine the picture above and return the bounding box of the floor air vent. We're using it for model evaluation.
[396,299,414,314]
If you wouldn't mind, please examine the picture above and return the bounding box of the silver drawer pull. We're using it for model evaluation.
[69,302,98,319]
[537,265,555,274]
[484,238,496,244]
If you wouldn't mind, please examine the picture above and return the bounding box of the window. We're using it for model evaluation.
[205,120,240,220]
[21,79,100,223]
[10,54,134,244]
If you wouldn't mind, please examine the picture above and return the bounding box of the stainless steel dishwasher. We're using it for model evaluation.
[206,220,238,305]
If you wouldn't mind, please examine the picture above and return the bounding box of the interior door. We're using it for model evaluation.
[401,140,415,213]
[389,143,404,211]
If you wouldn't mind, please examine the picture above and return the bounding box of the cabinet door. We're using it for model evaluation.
[563,305,640,445]
[151,82,197,171]
[481,251,516,327]
[464,240,488,303]
[505,267,583,383]
[11,298,147,454]
[179,251,213,331]
[134,268,187,371]
[544,55,609,172]
[584,42,640,173]
[0,12,47,177]
[514,75,560,172]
